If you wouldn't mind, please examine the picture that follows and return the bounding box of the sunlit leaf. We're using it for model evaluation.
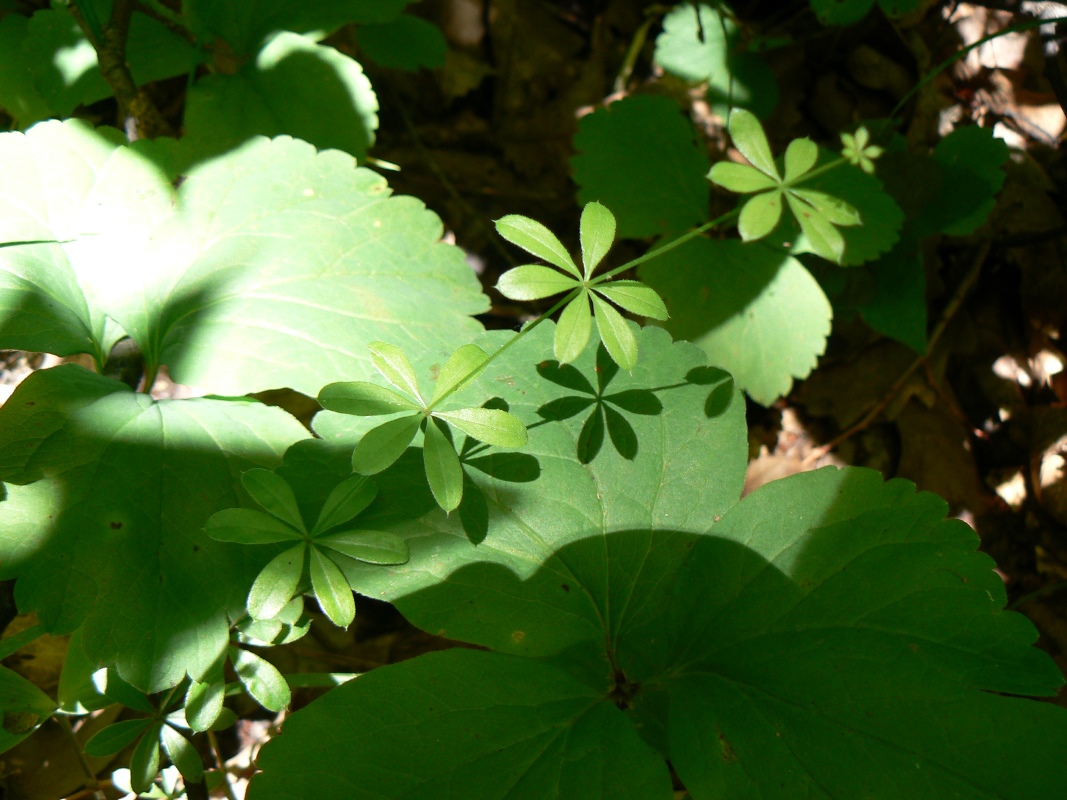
[184,680,225,733]
[434,408,528,448]
[593,281,669,320]
[728,108,777,177]
[310,547,356,629]
[555,291,593,364]
[496,265,580,301]
[783,137,818,182]
[247,544,306,621]
[708,162,777,193]
[160,724,204,783]
[231,647,291,712]
[737,190,783,241]
[368,341,423,402]
[315,530,410,565]
[351,414,421,475]
[423,418,463,512]
[591,294,638,370]
[431,344,490,406]
[129,723,162,794]
[579,201,616,278]
[312,474,378,534]
[495,215,580,277]
[318,382,421,416]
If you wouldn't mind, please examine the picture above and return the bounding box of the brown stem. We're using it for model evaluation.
[70,0,174,140]
[804,239,992,464]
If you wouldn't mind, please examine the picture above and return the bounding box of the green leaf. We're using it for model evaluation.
[351,414,421,475]
[727,108,778,178]
[248,544,306,621]
[242,469,306,532]
[184,0,411,54]
[0,15,50,127]
[434,408,529,448]
[368,341,423,402]
[928,125,1010,236]
[654,4,777,119]
[858,238,928,353]
[572,94,710,238]
[182,31,377,162]
[253,649,671,800]
[811,0,875,25]
[160,724,204,783]
[312,323,746,652]
[579,201,616,278]
[496,265,580,301]
[313,474,378,534]
[184,680,225,733]
[787,193,847,263]
[129,722,163,795]
[593,281,669,321]
[789,188,862,226]
[423,418,464,513]
[92,668,155,713]
[639,237,831,404]
[83,718,153,758]
[783,137,819,182]
[591,294,638,371]
[708,162,777,193]
[231,647,291,712]
[315,530,410,565]
[0,666,56,753]
[309,547,356,629]
[737,190,783,241]
[555,290,593,364]
[431,344,490,405]
[318,382,422,416]
[204,508,303,545]
[356,14,448,70]
[0,366,308,692]
[494,215,581,277]
[0,120,487,397]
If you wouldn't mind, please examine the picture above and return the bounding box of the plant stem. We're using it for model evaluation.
[207,728,240,800]
[0,623,43,660]
[1008,580,1067,610]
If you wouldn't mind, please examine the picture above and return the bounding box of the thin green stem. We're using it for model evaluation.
[0,623,44,660]
[590,212,735,286]
[424,289,580,413]
[788,156,848,186]
[1008,580,1067,611]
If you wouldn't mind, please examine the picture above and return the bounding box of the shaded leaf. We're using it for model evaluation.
[83,718,152,758]
[205,508,302,544]
[357,14,448,71]
[242,469,306,532]
[313,474,378,534]
[0,666,56,753]
[160,724,204,783]
[129,723,162,795]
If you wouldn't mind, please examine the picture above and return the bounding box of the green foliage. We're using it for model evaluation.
[810,0,925,26]
[0,3,1061,797]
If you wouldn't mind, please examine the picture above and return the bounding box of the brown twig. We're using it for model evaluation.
[133,0,199,47]
[69,0,174,140]
[804,239,992,464]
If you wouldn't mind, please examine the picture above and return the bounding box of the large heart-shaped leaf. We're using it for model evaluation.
[250,467,1067,799]
[0,365,308,691]
[312,321,748,651]
[0,120,488,397]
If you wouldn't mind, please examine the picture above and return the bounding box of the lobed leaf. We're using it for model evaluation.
[495,215,581,277]
[496,265,580,301]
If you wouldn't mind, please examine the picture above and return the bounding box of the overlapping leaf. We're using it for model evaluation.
[311,322,748,651]
[572,94,710,238]
[0,120,487,397]
[639,237,832,405]
[0,365,308,691]
[249,466,1067,799]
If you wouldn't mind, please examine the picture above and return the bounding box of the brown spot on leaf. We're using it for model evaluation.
[109,521,122,530]
[718,729,737,763]
[561,584,570,592]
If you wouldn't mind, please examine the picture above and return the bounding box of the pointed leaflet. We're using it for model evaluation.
[316,530,409,565]
[495,215,581,277]
[160,725,204,783]
[318,382,421,416]
[593,281,668,320]
[84,718,153,757]
[130,723,163,795]
[555,290,593,364]
[591,293,638,370]
[313,474,378,533]
[242,469,306,532]
[184,680,225,733]
[790,188,862,226]
[351,414,421,475]
[247,544,306,621]
[707,161,776,193]
[205,508,303,544]
[737,190,783,241]
[783,137,818,182]
[434,408,528,448]
[787,193,846,263]
[231,647,291,712]
[0,366,309,692]
[639,237,831,405]
[727,108,778,177]
[431,344,490,405]
[579,201,616,278]
[310,322,747,655]
[310,546,356,628]
[496,265,580,301]
[0,121,486,397]
[423,418,464,512]
[252,649,672,800]
[368,341,422,402]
